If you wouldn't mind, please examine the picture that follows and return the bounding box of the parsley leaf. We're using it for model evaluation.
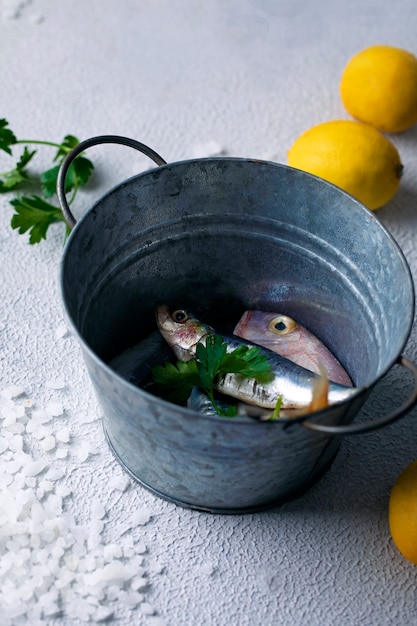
[270,396,282,420]
[219,344,275,383]
[195,334,227,391]
[41,135,94,197]
[39,165,61,197]
[40,156,94,197]
[0,119,96,243]
[0,147,36,192]
[53,134,80,161]
[68,155,94,187]
[10,195,69,244]
[152,360,200,406]
[152,334,274,417]
[0,118,17,154]
[16,145,36,170]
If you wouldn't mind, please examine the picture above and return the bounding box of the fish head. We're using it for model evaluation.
[234,310,352,386]
[234,310,306,351]
[155,304,212,361]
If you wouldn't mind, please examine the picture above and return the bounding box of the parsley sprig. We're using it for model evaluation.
[0,118,94,243]
[152,334,275,417]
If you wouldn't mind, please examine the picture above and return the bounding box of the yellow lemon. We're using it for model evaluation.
[389,459,417,565]
[287,120,403,210]
[340,45,417,133]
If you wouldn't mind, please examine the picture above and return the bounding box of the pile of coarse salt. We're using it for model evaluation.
[0,385,166,625]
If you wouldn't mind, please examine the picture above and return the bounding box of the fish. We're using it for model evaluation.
[155,305,212,362]
[186,386,238,416]
[108,330,172,387]
[156,305,361,410]
[187,386,270,420]
[233,310,352,387]
[187,386,224,415]
[187,381,329,420]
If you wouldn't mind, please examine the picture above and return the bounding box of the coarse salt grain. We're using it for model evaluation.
[89,519,105,536]
[126,554,144,569]
[44,494,63,516]
[56,427,70,443]
[4,405,25,422]
[55,448,69,459]
[108,475,130,492]
[147,618,168,626]
[197,562,216,576]
[87,535,103,553]
[64,553,80,572]
[44,467,65,481]
[77,442,100,462]
[91,499,106,520]
[78,412,99,424]
[55,323,69,339]
[6,422,25,434]
[0,473,13,488]
[0,386,25,399]
[45,379,66,390]
[94,606,114,622]
[104,585,120,601]
[190,140,224,158]
[131,507,152,526]
[140,602,155,615]
[0,386,162,623]
[102,544,122,561]
[23,459,48,477]
[55,485,71,498]
[7,459,23,474]
[45,402,64,417]
[119,589,144,608]
[38,479,53,493]
[28,409,52,424]
[134,541,147,554]
[84,561,129,586]
[148,559,164,574]
[0,396,14,410]
[131,576,148,591]
[28,424,51,440]
[77,445,90,463]
[40,435,56,452]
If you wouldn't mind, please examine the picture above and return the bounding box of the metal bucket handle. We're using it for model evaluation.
[56,135,167,228]
[56,137,417,437]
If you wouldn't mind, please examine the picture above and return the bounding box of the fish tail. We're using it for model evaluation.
[308,362,329,412]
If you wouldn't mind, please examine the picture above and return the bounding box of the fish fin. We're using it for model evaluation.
[309,362,329,412]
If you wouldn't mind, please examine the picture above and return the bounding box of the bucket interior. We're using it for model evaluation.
[61,158,414,390]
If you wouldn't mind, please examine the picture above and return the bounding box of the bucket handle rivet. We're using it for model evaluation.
[302,355,417,436]
[56,135,167,229]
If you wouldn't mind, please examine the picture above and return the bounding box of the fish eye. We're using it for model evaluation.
[268,315,297,335]
[172,309,189,324]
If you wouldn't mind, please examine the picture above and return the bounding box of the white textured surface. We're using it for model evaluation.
[1,1,417,624]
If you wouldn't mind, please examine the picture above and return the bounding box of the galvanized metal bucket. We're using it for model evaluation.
[57,135,417,513]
